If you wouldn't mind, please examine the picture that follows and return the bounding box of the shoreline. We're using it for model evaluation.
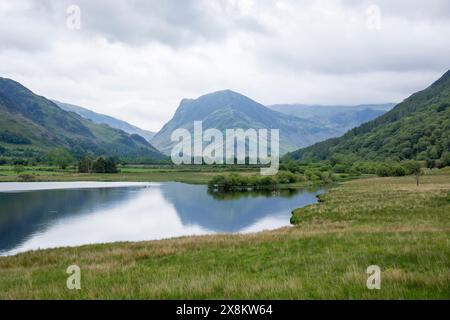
[0,174,448,299]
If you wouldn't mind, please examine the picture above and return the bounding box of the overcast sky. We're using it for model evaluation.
[0,0,449,131]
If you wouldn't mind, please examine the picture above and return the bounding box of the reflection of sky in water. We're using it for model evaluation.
[0,182,324,256]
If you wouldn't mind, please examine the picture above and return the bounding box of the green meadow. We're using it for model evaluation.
[0,172,448,299]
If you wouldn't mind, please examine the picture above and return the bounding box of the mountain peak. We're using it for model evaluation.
[0,77,33,95]
[431,69,450,88]
[209,89,240,96]
[151,89,341,155]
[195,89,248,102]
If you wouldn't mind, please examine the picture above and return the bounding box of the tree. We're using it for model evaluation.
[405,161,422,186]
[92,156,118,173]
[48,148,73,169]
[78,155,94,173]
[425,158,436,170]
[92,156,107,173]
[104,157,119,173]
[376,164,391,177]
[441,151,450,167]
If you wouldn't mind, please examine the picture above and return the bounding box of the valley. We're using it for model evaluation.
[0,70,449,300]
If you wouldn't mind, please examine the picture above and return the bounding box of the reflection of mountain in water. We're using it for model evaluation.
[0,183,325,255]
[159,183,323,232]
[0,188,141,254]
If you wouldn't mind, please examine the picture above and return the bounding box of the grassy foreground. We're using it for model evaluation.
[0,174,449,299]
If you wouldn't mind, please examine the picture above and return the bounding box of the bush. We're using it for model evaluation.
[18,173,35,182]
[320,171,334,183]
[290,211,301,225]
[333,164,349,173]
[435,160,444,169]
[260,176,276,186]
[441,151,450,167]
[208,173,279,190]
[391,165,407,176]
[276,171,298,184]
[304,169,320,181]
[376,164,391,177]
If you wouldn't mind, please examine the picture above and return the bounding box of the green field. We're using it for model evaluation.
[0,165,261,184]
[0,173,448,299]
[0,164,339,188]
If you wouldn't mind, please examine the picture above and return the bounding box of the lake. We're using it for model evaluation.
[0,182,324,256]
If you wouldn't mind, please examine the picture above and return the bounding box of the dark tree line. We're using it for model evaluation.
[78,155,118,173]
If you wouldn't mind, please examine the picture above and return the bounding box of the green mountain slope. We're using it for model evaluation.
[53,100,155,141]
[0,77,165,161]
[286,70,450,161]
[151,90,340,155]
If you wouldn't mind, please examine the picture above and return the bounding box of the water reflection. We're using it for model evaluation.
[0,182,324,255]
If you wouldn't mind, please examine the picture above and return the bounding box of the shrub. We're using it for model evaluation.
[18,173,35,182]
[276,171,298,184]
[376,164,391,177]
[290,212,301,225]
[441,151,450,167]
[320,171,334,183]
[304,169,320,181]
[333,164,349,173]
[260,176,276,186]
[391,165,407,176]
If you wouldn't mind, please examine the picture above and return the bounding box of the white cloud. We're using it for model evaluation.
[0,0,449,131]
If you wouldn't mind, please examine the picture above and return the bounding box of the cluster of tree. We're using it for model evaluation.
[47,148,74,169]
[208,170,335,191]
[286,72,450,163]
[209,174,279,191]
[281,155,428,180]
[78,155,118,173]
[0,131,31,145]
[425,151,450,169]
[0,147,45,166]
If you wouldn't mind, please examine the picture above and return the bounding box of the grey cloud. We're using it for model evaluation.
[53,0,265,47]
[0,0,449,131]
[0,0,267,52]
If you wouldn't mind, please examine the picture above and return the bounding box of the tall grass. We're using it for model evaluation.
[0,174,448,299]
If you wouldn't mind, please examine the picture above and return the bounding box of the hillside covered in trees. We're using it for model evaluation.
[0,77,165,163]
[286,70,450,163]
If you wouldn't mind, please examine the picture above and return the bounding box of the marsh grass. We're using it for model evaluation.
[0,174,449,299]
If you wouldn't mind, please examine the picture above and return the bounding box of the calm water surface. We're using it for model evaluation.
[0,182,324,255]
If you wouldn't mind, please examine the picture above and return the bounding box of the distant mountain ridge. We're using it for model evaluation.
[286,70,450,161]
[53,100,155,141]
[269,103,395,133]
[150,90,341,155]
[0,77,165,160]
